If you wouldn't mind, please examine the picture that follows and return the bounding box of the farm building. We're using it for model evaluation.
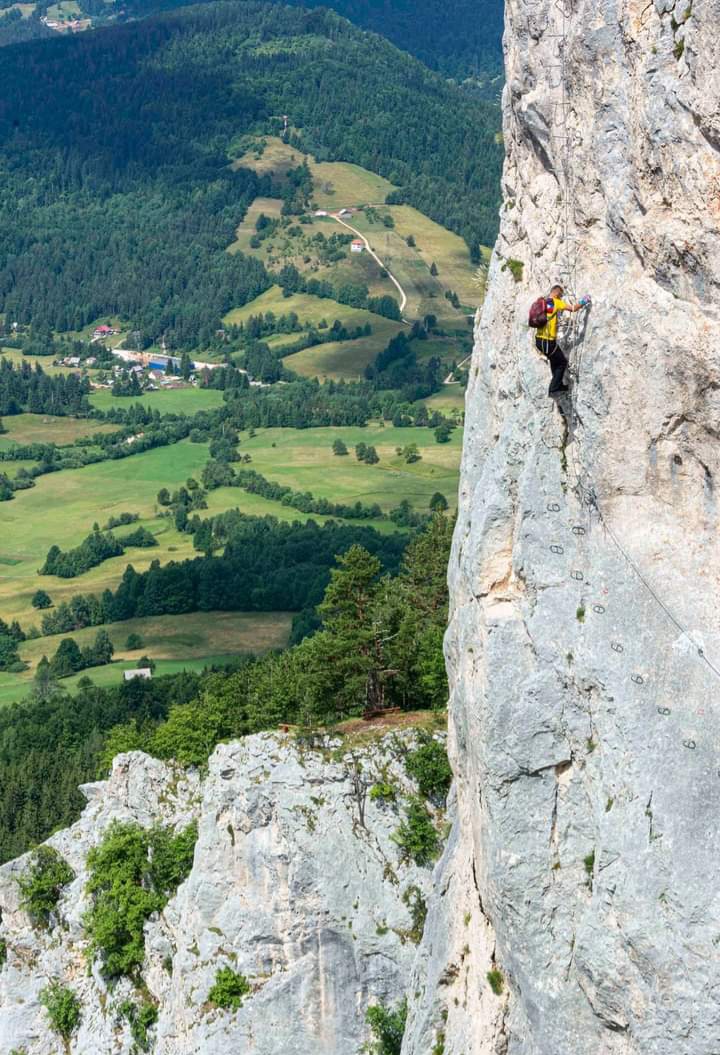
[124,668,152,681]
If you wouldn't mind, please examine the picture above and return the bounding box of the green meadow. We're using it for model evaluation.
[89,386,226,415]
[0,421,461,630]
[0,609,292,705]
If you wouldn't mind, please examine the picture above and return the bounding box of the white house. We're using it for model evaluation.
[350,240,365,254]
[124,668,152,681]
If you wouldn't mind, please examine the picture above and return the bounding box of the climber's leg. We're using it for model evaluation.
[535,338,568,395]
[548,345,568,395]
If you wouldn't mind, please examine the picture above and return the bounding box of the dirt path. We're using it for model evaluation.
[330,213,408,318]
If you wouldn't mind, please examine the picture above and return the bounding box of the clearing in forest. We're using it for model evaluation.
[0,413,115,449]
[0,610,292,706]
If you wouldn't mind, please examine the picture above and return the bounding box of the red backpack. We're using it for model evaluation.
[528,296,549,328]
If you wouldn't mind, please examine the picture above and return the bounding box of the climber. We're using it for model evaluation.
[530,285,588,396]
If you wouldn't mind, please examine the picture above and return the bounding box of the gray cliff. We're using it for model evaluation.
[404,1,720,1052]
[0,732,442,1054]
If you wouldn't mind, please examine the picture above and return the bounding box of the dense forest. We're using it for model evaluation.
[279,0,505,83]
[1,0,505,85]
[0,2,502,348]
[0,514,452,862]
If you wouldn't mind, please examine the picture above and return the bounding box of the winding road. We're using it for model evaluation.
[330,212,408,319]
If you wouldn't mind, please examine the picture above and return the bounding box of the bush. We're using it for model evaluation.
[370,781,397,804]
[0,938,6,966]
[118,998,158,1051]
[502,258,524,283]
[405,735,452,803]
[17,846,74,927]
[487,968,504,995]
[125,632,144,650]
[40,981,81,1040]
[365,998,407,1055]
[208,966,252,1010]
[402,884,427,944]
[393,798,440,866]
[148,821,198,895]
[84,821,198,980]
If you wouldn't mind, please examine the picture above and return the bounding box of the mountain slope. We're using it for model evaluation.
[0,1,502,346]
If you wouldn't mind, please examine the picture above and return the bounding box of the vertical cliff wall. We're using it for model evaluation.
[404,1,720,1052]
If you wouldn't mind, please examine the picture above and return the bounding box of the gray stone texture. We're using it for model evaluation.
[0,733,440,1054]
[404,1,720,1052]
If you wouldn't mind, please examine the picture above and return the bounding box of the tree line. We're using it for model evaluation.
[40,525,157,580]
[0,513,452,863]
[36,513,408,639]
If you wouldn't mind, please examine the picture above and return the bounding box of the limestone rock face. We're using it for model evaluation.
[404,1,720,1053]
[0,733,439,1054]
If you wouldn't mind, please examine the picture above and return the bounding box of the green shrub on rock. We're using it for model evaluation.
[84,820,198,981]
[393,797,440,866]
[17,846,74,927]
[365,998,407,1055]
[208,966,252,1011]
[40,981,81,1041]
[404,734,452,803]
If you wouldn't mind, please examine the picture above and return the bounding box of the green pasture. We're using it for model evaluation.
[224,285,387,330]
[0,413,115,449]
[1,347,91,378]
[389,205,488,309]
[89,386,225,414]
[235,136,395,207]
[224,285,405,380]
[0,440,210,624]
[0,609,292,704]
[228,196,284,256]
[235,424,462,512]
[422,387,468,415]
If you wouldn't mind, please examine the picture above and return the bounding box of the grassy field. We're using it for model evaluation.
[224,285,405,380]
[0,610,292,705]
[89,387,225,414]
[422,387,468,414]
[223,285,387,330]
[0,440,211,624]
[235,137,395,208]
[46,0,80,17]
[311,160,394,209]
[0,413,116,449]
[227,196,284,256]
[234,424,462,511]
[389,205,489,309]
[0,346,92,378]
[284,326,401,380]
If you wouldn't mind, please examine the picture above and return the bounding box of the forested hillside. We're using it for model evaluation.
[0,2,501,348]
[273,0,505,82]
[1,0,505,86]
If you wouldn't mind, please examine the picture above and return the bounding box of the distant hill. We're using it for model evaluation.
[276,0,505,86]
[0,0,505,92]
[0,1,502,347]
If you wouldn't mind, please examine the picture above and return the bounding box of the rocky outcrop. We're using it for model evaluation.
[0,731,442,1054]
[404,1,720,1053]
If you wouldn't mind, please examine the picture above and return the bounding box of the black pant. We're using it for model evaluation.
[536,337,567,394]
